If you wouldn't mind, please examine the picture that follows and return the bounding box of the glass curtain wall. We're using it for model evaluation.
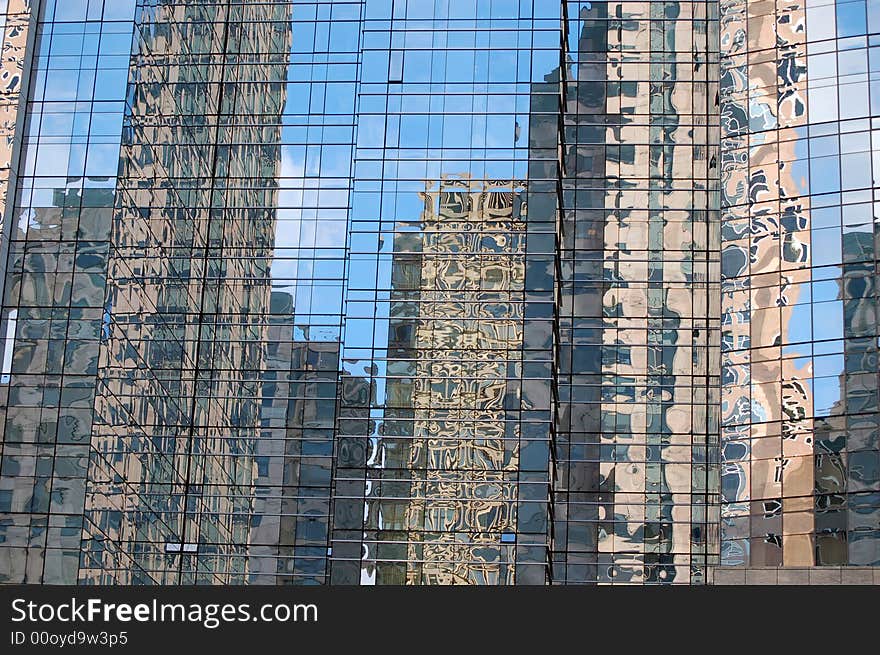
[0,0,137,584]
[556,0,721,584]
[329,0,562,585]
[720,0,880,569]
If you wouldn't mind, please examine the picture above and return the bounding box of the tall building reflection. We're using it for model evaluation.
[328,0,560,585]
[556,1,720,584]
[79,1,293,583]
[720,0,880,570]
[374,176,526,584]
[250,293,338,584]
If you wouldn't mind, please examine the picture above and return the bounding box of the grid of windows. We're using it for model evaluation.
[720,0,880,568]
[0,0,136,583]
[0,0,352,585]
[555,1,721,584]
[0,0,878,587]
[0,0,35,250]
[79,0,295,584]
[330,0,561,585]
[246,0,357,585]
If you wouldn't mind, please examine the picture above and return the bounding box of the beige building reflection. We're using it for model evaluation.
[579,1,719,583]
[720,0,815,567]
[365,175,526,584]
[0,0,32,238]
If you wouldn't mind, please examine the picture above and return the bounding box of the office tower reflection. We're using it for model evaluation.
[720,0,880,570]
[556,1,721,584]
[76,2,293,584]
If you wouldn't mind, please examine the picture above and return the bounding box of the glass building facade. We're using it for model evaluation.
[0,0,876,586]
[556,1,720,585]
[720,0,880,569]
